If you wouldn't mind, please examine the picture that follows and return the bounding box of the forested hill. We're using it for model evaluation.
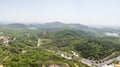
[7,23,27,28]
[5,22,94,31]
[31,21,94,31]
[6,22,120,33]
[44,29,120,60]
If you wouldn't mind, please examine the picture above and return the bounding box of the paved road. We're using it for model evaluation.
[52,50,120,67]
[80,58,94,66]
[80,56,120,67]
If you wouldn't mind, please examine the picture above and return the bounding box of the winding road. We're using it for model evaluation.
[80,54,120,67]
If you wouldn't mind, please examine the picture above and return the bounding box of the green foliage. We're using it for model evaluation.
[46,29,119,60]
[1,25,120,66]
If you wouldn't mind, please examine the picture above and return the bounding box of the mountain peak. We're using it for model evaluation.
[50,21,64,24]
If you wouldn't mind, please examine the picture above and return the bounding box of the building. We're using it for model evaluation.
[0,65,3,67]
[0,63,3,67]
[0,36,10,46]
[115,62,120,67]
[48,64,60,67]
[115,64,120,67]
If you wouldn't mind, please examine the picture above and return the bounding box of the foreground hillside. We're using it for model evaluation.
[0,27,88,67]
[1,46,87,67]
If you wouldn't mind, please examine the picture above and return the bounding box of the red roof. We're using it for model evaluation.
[0,36,10,41]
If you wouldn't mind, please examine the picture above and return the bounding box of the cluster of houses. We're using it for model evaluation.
[0,36,10,46]
[0,36,16,46]
[55,51,79,60]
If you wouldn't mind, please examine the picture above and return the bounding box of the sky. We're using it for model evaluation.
[0,0,120,26]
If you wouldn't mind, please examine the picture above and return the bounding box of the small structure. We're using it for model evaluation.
[60,53,72,60]
[115,62,120,67]
[0,36,10,46]
[0,65,3,67]
[71,51,79,57]
[115,64,120,67]
[22,50,27,53]
[0,63,3,67]
[13,37,16,40]
[48,64,60,67]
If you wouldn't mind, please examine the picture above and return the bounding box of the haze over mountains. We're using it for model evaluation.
[1,21,120,32]
[1,21,120,28]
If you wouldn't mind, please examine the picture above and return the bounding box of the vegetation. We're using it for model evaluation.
[0,27,88,67]
[0,23,120,66]
[45,29,116,60]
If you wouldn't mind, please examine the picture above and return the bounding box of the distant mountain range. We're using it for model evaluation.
[4,21,92,31]
[28,21,96,31]
[1,21,120,33]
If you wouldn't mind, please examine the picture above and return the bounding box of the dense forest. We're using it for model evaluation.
[45,29,120,60]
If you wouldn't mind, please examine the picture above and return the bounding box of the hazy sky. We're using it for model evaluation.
[0,0,120,26]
